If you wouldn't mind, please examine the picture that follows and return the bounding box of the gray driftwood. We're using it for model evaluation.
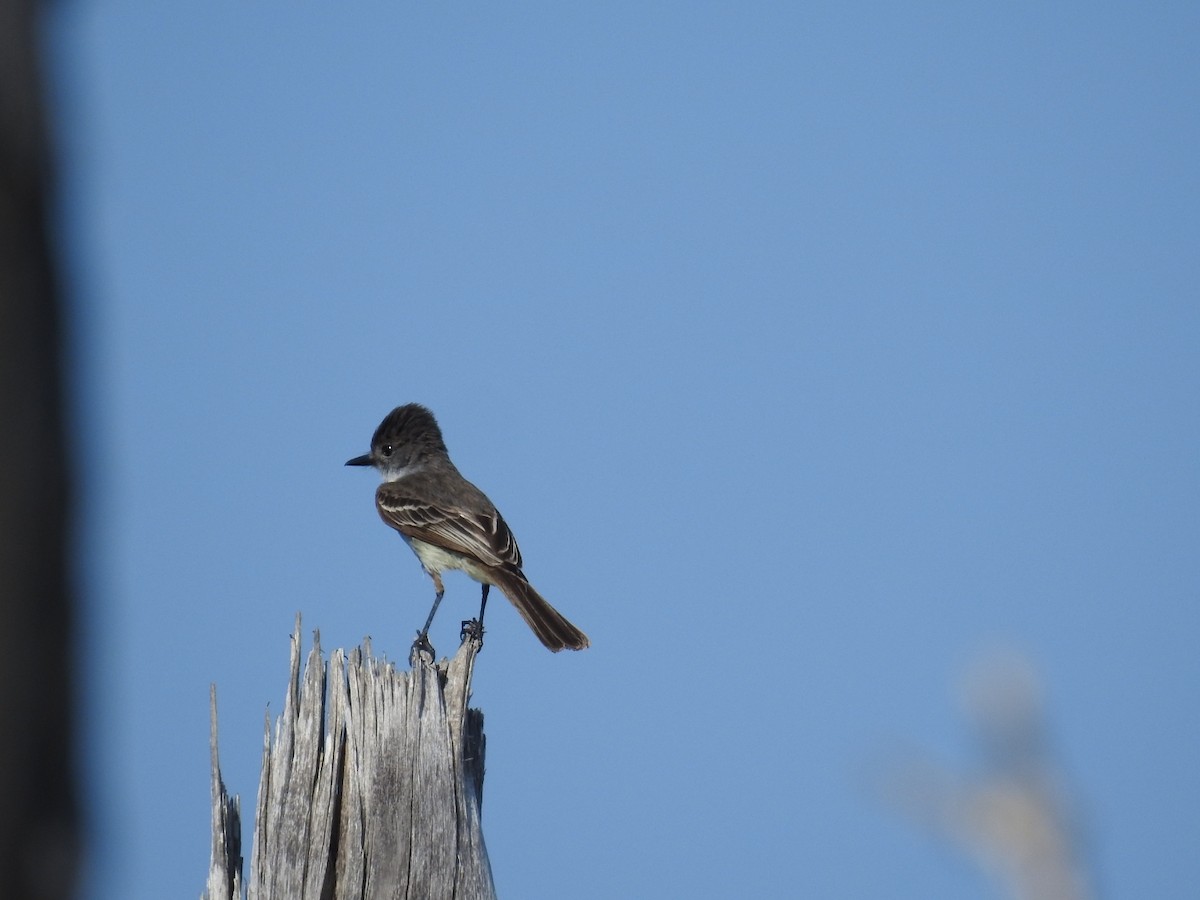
[204,617,493,900]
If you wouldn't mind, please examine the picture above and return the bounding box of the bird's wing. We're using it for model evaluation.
[375,483,523,569]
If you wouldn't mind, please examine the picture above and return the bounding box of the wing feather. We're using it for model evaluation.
[375,484,523,569]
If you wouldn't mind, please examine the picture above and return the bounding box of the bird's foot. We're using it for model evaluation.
[411,630,436,664]
[460,618,485,648]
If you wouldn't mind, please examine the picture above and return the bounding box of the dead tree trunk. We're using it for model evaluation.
[205,617,493,900]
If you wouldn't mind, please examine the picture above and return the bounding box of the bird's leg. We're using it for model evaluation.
[414,573,446,658]
[461,583,488,646]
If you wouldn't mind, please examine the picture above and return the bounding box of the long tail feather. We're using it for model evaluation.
[490,569,590,652]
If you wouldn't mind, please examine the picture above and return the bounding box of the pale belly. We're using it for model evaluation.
[403,535,492,584]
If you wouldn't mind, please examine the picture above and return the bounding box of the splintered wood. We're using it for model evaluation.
[205,618,493,900]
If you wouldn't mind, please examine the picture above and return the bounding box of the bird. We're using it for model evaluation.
[346,403,590,653]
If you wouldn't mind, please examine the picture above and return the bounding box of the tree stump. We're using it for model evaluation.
[205,617,493,900]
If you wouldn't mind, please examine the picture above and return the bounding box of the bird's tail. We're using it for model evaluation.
[490,569,590,652]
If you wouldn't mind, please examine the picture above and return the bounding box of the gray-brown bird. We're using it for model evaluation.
[346,404,590,652]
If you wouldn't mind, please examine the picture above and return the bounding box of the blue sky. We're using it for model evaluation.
[51,3,1197,898]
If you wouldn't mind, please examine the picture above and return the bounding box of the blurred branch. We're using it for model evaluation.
[0,0,79,897]
[884,651,1094,900]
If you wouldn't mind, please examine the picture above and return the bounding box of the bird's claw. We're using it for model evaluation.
[460,618,485,647]
[411,631,436,663]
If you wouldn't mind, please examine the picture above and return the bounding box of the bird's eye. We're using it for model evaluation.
[381,444,393,457]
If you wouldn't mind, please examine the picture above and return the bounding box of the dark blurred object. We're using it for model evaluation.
[886,651,1093,900]
[0,0,80,898]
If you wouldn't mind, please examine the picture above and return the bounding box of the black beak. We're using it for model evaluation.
[345,453,373,467]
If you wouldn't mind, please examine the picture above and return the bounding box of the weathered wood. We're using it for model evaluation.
[206,617,494,900]
[205,687,243,900]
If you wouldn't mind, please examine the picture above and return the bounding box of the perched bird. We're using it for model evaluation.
[346,404,590,652]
